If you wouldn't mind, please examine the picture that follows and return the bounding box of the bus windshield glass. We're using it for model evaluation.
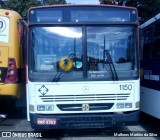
[29,26,138,82]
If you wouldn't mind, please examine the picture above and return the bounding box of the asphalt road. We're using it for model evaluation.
[0,101,159,140]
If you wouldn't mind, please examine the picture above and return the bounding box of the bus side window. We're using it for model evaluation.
[152,22,160,58]
[143,43,152,59]
[152,38,160,58]
[154,21,160,37]
[143,27,153,60]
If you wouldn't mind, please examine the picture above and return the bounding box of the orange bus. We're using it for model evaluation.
[0,9,25,107]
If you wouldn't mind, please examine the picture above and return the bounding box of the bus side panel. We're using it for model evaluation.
[0,10,24,100]
[141,86,160,119]
[141,59,160,119]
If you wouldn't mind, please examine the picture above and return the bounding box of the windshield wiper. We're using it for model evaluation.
[103,35,118,81]
[53,53,75,82]
[104,50,118,81]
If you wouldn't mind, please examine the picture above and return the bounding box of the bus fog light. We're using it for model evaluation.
[116,103,124,109]
[46,105,54,111]
[125,103,132,108]
[37,105,45,111]
[136,101,140,108]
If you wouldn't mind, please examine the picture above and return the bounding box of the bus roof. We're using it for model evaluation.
[0,9,21,17]
[140,13,160,29]
[28,4,138,24]
[28,4,137,12]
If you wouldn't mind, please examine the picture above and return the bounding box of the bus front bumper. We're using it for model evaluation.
[30,110,140,129]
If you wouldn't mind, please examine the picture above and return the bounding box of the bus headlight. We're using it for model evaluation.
[116,103,132,109]
[46,105,54,111]
[37,105,54,111]
[116,103,124,109]
[37,105,45,111]
[125,103,132,108]
[136,101,140,108]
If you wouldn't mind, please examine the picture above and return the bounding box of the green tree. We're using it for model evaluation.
[100,0,114,4]
[99,0,125,5]
[99,0,160,24]
[125,0,160,23]
[0,0,5,8]
[45,0,66,5]
[2,0,41,17]
[2,0,66,17]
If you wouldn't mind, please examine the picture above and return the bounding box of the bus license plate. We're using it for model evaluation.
[37,118,56,125]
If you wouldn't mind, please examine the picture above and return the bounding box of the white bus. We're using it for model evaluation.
[140,13,160,119]
[25,5,140,129]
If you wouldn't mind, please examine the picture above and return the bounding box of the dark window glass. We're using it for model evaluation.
[144,27,153,43]
[152,38,160,58]
[143,42,151,59]
[29,6,137,23]
[154,22,160,37]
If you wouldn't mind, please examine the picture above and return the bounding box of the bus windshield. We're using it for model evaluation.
[29,26,138,82]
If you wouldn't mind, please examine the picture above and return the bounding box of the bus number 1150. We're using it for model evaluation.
[120,84,132,90]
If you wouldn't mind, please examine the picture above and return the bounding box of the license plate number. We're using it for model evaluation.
[37,118,56,125]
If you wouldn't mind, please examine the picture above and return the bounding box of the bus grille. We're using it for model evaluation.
[39,93,130,102]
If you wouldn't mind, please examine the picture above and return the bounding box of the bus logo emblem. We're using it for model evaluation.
[82,86,89,93]
[0,18,6,33]
[82,104,89,111]
[38,85,49,96]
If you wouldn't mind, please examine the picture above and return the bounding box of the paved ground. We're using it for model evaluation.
[0,101,159,140]
[0,83,159,140]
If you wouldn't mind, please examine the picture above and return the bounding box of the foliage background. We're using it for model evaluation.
[0,0,66,17]
[100,0,160,24]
